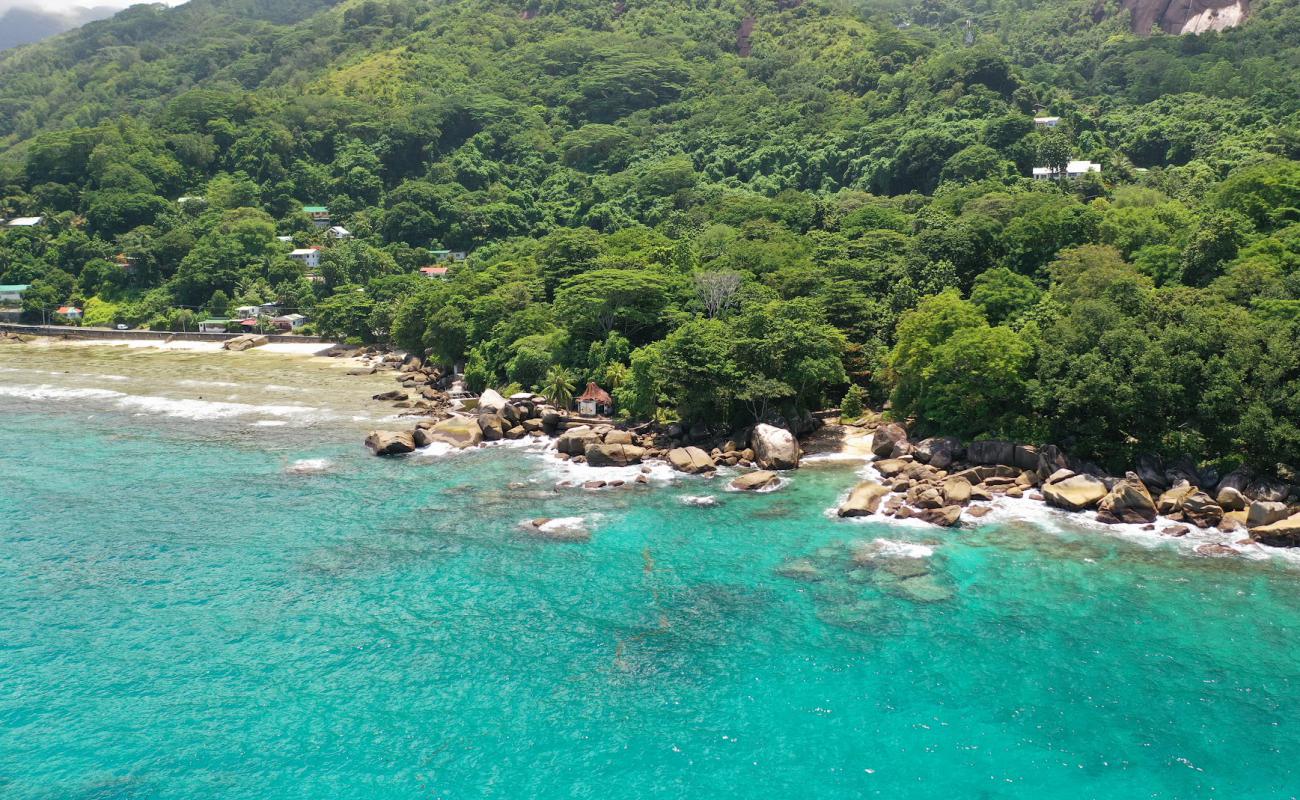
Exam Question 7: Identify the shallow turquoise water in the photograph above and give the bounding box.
[3,366,1300,798]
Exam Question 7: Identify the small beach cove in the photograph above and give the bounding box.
[4,343,1300,798]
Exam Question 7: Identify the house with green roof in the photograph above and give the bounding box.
[0,284,30,304]
[303,205,330,228]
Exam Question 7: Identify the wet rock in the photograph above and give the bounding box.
[838,481,890,517]
[894,574,955,603]
[667,446,716,474]
[1095,474,1157,524]
[222,333,267,351]
[751,423,800,470]
[916,505,962,527]
[1161,525,1190,537]
[1251,513,1300,546]
[1182,491,1224,529]
[967,505,992,519]
[603,429,635,445]
[1156,481,1197,515]
[1042,474,1107,511]
[583,480,607,490]
[874,458,911,478]
[477,413,505,441]
[419,417,484,449]
[526,517,590,542]
[942,476,972,505]
[881,557,930,579]
[556,426,600,456]
[731,470,781,491]
[504,425,527,440]
[372,390,407,401]
[909,485,945,510]
[775,558,822,582]
[364,430,416,456]
[1195,543,1239,557]
[584,442,646,467]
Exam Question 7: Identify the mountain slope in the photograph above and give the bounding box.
[1,0,1300,471]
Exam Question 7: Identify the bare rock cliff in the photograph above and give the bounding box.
[1103,0,1249,35]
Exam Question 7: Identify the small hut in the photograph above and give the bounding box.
[576,382,613,416]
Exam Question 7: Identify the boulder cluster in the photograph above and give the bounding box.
[363,363,806,492]
[839,420,1300,545]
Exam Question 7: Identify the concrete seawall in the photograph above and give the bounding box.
[0,323,333,345]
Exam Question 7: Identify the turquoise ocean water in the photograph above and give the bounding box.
[3,345,1300,799]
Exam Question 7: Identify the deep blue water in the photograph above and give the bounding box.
[3,359,1300,799]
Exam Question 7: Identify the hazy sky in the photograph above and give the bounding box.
[0,0,187,14]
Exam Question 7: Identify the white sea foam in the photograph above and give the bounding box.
[857,538,936,559]
[285,458,333,474]
[253,420,289,427]
[519,515,591,541]
[542,448,678,486]
[115,394,324,422]
[0,384,127,402]
[682,495,719,507]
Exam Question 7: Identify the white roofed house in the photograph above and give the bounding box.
[1033,116,1062,129]
[1032,160,1102,180]
[272,313,307,331]
[5,216,44,228]
[289,246,321,270]
[326,225,352,240]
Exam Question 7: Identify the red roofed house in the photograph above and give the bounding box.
[420,266,449,279]
[577,382,613,416]
[56,306,82,321]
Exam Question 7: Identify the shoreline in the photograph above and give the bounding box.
[11,334,342,357]
[6,337,1299,565]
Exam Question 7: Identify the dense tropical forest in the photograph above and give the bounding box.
[1,0,1299,473]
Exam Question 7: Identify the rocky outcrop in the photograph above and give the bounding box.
[942,476,972,505]
[1042,473,1108,511]
[417,417,483,449]
[668,446,716,474]
[1112,0,1249,35]
[364,430,416,455]
[222,333,267,351]
[1251,513,1300,546]
[838,480,890,517]
[556,426,600,456]
[967,440,1014,467]
[913,436,962,469]
[584,442,646,467]
[1156,481,1197,515]
[1182,491,1224,529]
[751,423,800,470]
[731,470,780,491]
[1247,501,1292,529]
[1096,474,1157,524]
[871,423,909,459]
[916,505,962,527]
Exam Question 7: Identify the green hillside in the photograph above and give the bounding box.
[2,0,1300,471]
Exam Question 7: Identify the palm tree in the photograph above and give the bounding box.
[542,365,577,410]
